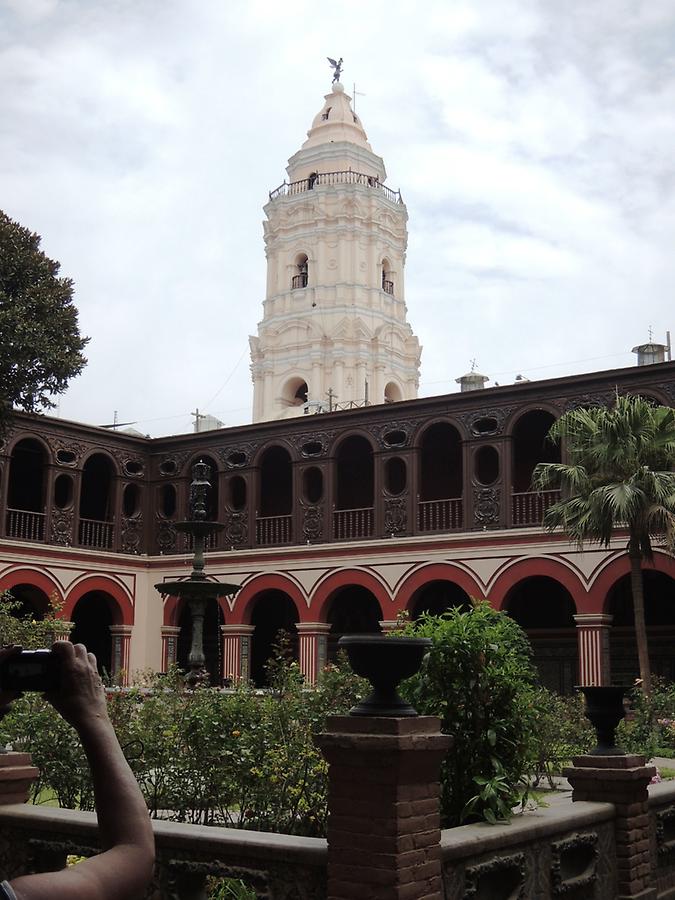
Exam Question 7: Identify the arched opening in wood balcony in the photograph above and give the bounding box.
[257,446,293,545]
[334,435,374,540]
[6,438,47,542]
[417,423,463,532]
[79,454,115,549]
[511,409,560,526]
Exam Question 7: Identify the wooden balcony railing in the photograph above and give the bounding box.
[417,498,463,533]
[0,804,327,899]
[511,490,561,526]
[78,517,114,549]
[269,170,402,204]
[5,509,45,542]
[333,507,374,540]
[256,515,292,545]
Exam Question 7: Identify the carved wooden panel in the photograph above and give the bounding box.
[473,487,500,527]
[384,496,407,535]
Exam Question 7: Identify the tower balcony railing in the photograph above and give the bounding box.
[382,280,394,295]
[269,171,402,204]
[5,509,45,542]
[333,507,374,540]
[256,514,292,546]
[78,517,114,550]
[511,489,561,527]
[291,273,308,289]
[417,498,463,533]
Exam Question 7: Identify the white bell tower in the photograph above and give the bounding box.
[249,79,421,422]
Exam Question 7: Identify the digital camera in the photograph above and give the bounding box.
[0,649,60,692]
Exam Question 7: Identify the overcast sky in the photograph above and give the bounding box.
[2,0,674,436]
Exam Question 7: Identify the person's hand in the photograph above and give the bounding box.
[45,642,109,731]
[0,645,23,712]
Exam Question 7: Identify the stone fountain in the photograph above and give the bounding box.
[155,460,239,687]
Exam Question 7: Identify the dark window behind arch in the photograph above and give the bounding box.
[336,436,374,509]
[8,438,46,512]
[260,446,292,516]
[80,454,114,521]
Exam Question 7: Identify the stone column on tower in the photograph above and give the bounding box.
[250,79,421,422]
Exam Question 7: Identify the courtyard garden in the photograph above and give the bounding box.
[3,596,675,838]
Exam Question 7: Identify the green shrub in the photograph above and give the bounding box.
[526,688,594,784]
[0,655,365,836]
[400,601,539,826]
[0,590,71,647]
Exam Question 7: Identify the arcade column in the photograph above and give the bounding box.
[296,623,331,685]
[574,614,612,686]
[161,625,181,671]
[221,624,255,683]
[109,624,132,685]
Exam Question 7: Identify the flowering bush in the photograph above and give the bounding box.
[0,590,71,647]
[0,654,366,836]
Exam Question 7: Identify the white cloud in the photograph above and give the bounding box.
[1,0,674,432]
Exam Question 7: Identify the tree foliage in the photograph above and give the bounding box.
[533,394,675,692]
[0,210,88,429]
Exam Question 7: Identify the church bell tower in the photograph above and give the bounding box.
[250,76,421,422]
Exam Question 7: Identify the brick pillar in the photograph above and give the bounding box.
[0,753,39,805]
[296,623,331,685]
[161,625,181,671]
[565,754,656,900]
[220,625,255,682]
[109,625,132,685]
[574,614,612,686]
[316,716,451,900]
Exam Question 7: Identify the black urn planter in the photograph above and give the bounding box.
[338,634,431,717]
[578,686,627,755]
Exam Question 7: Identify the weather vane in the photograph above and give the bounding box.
[327,57,343,83]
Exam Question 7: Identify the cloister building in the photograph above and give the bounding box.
[1,79,674,691]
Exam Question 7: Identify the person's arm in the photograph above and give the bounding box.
[10,642,155,900]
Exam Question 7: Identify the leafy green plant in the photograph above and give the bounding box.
[0,590,71,647]
[526,687,594,785]
[400,601,540,826]
[0,648,365,835]
[461,762,520,825]
[207,878,257,899]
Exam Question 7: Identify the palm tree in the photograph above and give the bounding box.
[532,394,675,692]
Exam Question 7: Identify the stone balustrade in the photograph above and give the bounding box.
[0,804,326,899]
[2,780,675,897]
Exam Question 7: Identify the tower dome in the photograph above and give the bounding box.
[249,79,421,422]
